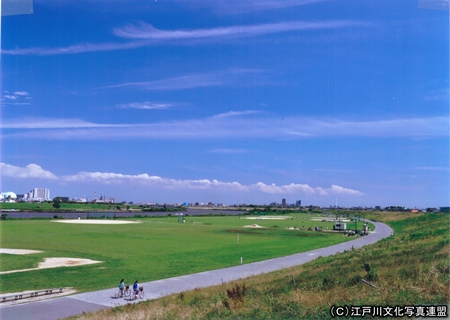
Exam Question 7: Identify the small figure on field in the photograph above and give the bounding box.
[133,280,139,298]
[119,279,125,297]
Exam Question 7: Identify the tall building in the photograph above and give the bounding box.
[28,188,50,201]
[282,198,286,207]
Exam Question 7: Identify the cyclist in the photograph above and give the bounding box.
[118,279,125,297]
[133,280,139,298]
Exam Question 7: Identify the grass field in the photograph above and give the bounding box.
[72,212,449,320]
[0,213,363,294]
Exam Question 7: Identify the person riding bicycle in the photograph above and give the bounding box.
[133,280,139,298]
[119,279,125,297]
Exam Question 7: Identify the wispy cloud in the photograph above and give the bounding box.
[2,19,366,56]
[1,118,125,129]
[231,0,329,12]
[211,111,261,119]
[116,102,173,110]
[209,149,251,154]
[2,115,447,140]
[1,162,363,197]
[284,116,449,138]
[423,88,450,101]
[113,20,365,40]
[102,69,263,90]
[1,40,145,56]
[174,0,329,14]
[413,167,449,171]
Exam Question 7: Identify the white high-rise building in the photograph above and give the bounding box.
[29,188,50,201]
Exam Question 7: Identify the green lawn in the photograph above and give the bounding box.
[0,213,362,293]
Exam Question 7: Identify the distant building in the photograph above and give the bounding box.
[27,188,50,201]
[334,221,347,231]
[55,197,70,203]
[282,198,286,207]
[0,192,17,202]
[94,196,115,204]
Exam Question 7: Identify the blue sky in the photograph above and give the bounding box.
[1,0,448,207]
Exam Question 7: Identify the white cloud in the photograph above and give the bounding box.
[0,163,57,180]
[116,102,173,110]
[1,163,363,197]
[113,20,361,40]
[252,182,363,196]
[329,184,364,196]
[253,182,318,194]
[62,171,248,191]
[2,91,32,105]
[13,91,29,96]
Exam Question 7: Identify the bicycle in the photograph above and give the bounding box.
[132,286,144,300]
[115,285,131,298]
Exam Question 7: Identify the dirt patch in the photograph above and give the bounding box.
[0,257,102,275]
[38,257,102,269]
[243,224,263,228]
[0,248,43,255]
[52,219,140,224]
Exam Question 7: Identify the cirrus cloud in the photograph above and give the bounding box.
[113,20,363,40]
[1,115,447,140]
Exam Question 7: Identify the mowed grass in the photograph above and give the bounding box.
[0,213,357,293]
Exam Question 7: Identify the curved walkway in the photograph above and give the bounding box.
[0,220,393,320]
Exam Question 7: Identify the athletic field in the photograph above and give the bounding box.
[0,213,363,294]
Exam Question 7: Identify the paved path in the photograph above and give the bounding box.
[0,220,393,320]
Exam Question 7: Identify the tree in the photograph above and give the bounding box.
[53,197,61,209]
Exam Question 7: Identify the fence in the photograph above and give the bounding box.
[1,288,63,303]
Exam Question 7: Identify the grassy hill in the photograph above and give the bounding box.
[71,211,449,319]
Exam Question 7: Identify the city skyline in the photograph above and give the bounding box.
[1,1,448,208]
